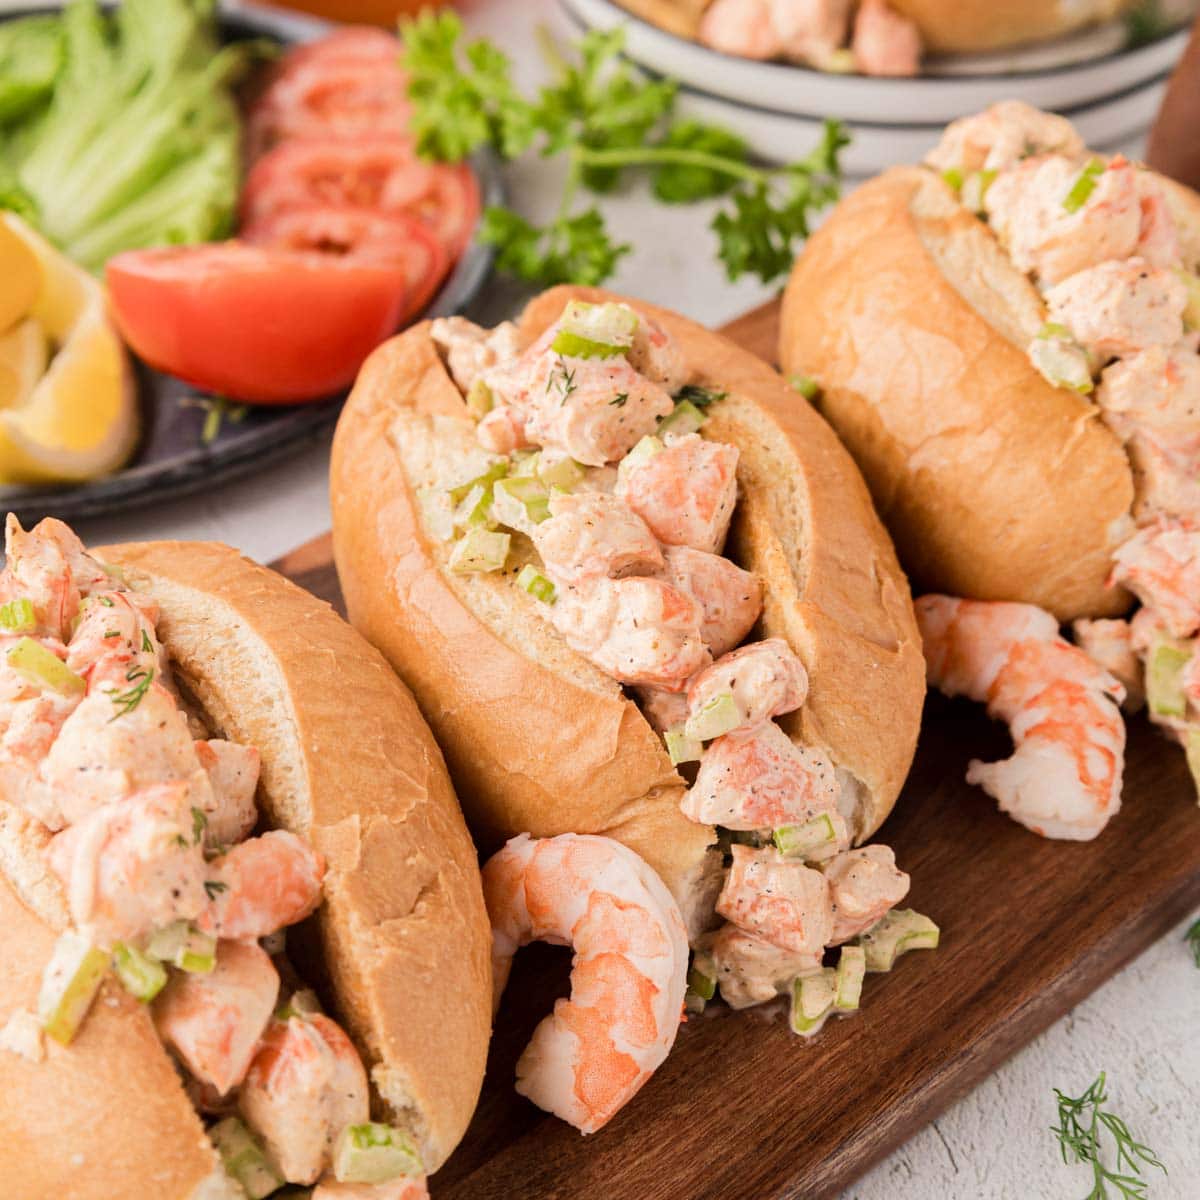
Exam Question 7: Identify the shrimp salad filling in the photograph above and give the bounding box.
[430,301,937,1063]
[916,101,1200,835]
[0,516,426,1200]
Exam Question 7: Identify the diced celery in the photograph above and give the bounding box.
[453,482,494,531]
[448,461,508,503]
[834,945,866,1011]
[664,725,702,765]
[111,942,167,1003]
[789,375,821,401]
[687,964,716,1001]
[555,300,638,352]
[448,528,510,574]
[789,968,836,1037]
[1177,269,1200,331]
[466,377,493,418]
[516,563,556,604]
[1029,328,1093,395]
[1186,728,1200,802]
[617,435,664,483]
[38,932,109,1045]
[1146,639,1192,719]
[774,814,838,860]
[7,637,85,695]
[684,692,741,742]
[333,1123,423,1185]
[146,921,215,973]
[493,477,550,533]
[0,597,35,633]
[658,399,706,438]
[537,454,586,492]
[940,167,964,192]
[856,909,940,972]
[961,168,996,213]
[1062,157,1104,214]
[211,1117,284,1200]
[551,330,628,359]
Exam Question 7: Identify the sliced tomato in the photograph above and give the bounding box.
[242,205,449,321]
[277,27,401,76]
[240,138,480,260]
[247,58,412,155]
[106,244,408,404]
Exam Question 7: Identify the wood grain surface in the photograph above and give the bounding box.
[273,299,1200,1200]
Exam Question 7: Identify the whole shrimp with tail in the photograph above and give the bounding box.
[482,833,689,1133]
[916,596,1126,840]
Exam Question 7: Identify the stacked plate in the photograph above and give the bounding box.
[559,0,1194,174]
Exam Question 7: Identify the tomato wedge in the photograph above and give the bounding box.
[240,138,480,260]
[242,205,449,321]
[106,244,408,404]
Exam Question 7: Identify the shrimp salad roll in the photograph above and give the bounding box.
[332,287,933,1072]
[784,102,1200,810]
[0,518,491,1200]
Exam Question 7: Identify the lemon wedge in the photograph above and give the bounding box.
[0,219,40,334]
[0,213,137,484]
[0,318,48,410]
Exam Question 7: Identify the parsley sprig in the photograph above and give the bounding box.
[401,13,847,287]
[1186,916,1200,968]
[1052,1072,1166,1199]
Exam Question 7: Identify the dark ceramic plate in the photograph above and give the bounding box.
[0,3,501,527]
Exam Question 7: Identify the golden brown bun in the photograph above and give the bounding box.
[889,0,1129,53]
[780,166,1141,622]
[0,542,492,1189]
[102,542,491,1172]
[331,286,925,936]
[613,0,711,39]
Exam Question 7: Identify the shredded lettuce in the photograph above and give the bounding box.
[0,0,264,273]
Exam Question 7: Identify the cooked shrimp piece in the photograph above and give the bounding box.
[533,492,663,584]
[483,833,689,1134]
[475,404,531,456]
[686,639,808,734]
[1110,518,1200,638]
[699,0,784,59]
[1097,344,1200,441]
[1125,430,1200,521]
[154,940,280,1096]
[198,830,325,940]
[634,684,690,734]
[985,156,1140,285]
[430,316,522,394]
[1135,173,1182,269]
[682,722,843,836]
[925,100,1085,175]
[615,433,739,555]
[1072,618,1145,710]
[551,574,710,691]
[313,1179,430,1200]
[194,739,261,848]
[822,845,909,943]
[917,595,1125,840]
[491,348,674,467]
[45,782,209,946]
[658,544,762,658]
[240,1014,370,1184]
[715,845,833,954]
[851,0,920,77]
[0,515,80,641]
[1046,258,1186,360]
[628,316,688,394]
[66,589,164,678]
[37,655,211,825]
[702,923,820,1010]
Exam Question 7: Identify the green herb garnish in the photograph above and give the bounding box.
[609,392,628,407]
[203,880,228,901]
[674,384,727,408]
[106,664,153,720]
[141,629,153,654]
[1052,1071,1166,1199]
[1185,917,1200,968]
[191,807,207,846]
[401,13,846,287]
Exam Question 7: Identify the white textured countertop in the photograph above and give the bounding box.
[17,0,1200,1194]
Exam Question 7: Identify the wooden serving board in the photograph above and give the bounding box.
[273,300,1200,1200]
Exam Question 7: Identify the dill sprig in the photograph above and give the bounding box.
[105,663,153,720]
[1052,1072,1166,1199]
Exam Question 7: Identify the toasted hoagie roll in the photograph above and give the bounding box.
[331,286,925,939]
[781,102,1200,623]
[886,0,1130,54]
[0,527,490,1198]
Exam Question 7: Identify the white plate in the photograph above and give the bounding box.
[559,0,1189,126]
[669,73,1167,175]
